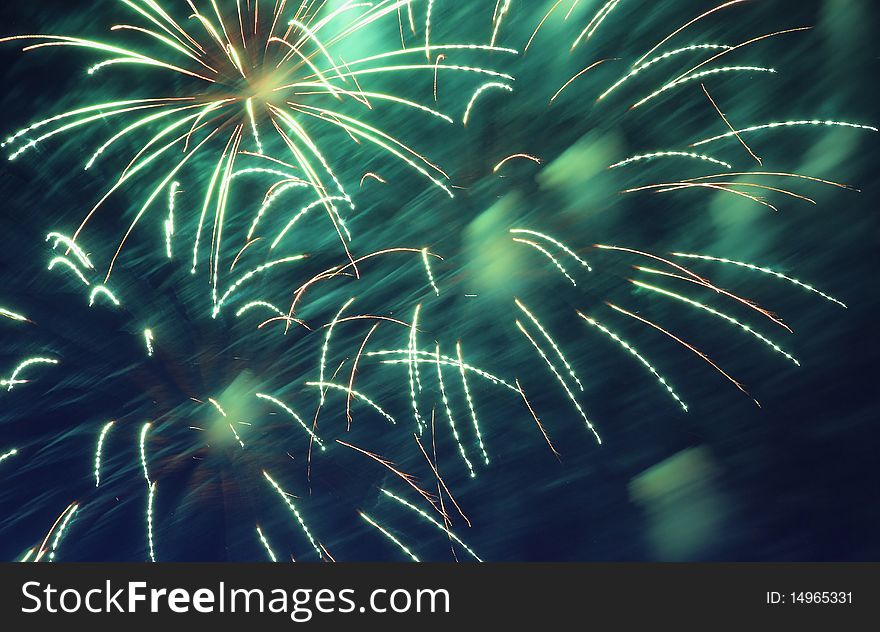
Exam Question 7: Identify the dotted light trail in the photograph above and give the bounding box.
[319,297,355,406]
[48,503,78,562]
[435,343,476,478]
[671,253,847,308]
[510,229,592,272]
[577,313,688,412]
[256,393,325,449]
[256,526,277,562]
[515,299,584,391]
[512,238,578,287]
[94,421,114,487]
[139,422,151,485]
[516,321,601,444]
[457,342,489,465]
[632,277,800,366]
[380,488,483,561]
[421,248,440,296]
[0,448,18,464]
[609,151,731,170]
[691,120,879,147]
[147,481,156,562]
[359,511,420,562]
[3,357,58,391]
[305,382,396,425]
[263,471,322,560]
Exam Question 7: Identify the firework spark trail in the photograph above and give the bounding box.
[421,248,441,296]
[165,181,179,258]
[510,229,592,272]
[319,297,355,407]
[48,256,89,286]
[671,253,847,308]
[553,58,617,104]
[408,305,424,434]
[88,285,121,308]
[701,84,761,165]
[34,502,76,562]
[571,0,620,49]
[515,320,602,445]
[139,422,151,486]
[577,313,688,412]
[147,481,157,562]
[607,302,758,405]
[144,329,155,356]
[691,121,879,147]
[348,323,380,430]
[270,196,352,249]
[256,393,325,448]
[256,526,277,562]
[599,43,733,101]
[435,343,476,478]
[609,151,732,170]
[633,0,750,67]
[212,255,308,318]
[337,439,443,517]
[3,357,58,391]
[631,66,777,110]
[493,153,542,172]
[263,470,322,560]
[369,349,519,392]
[94,421,114,487]
[19,549,34,563]
[359,511,420,561]
[456,342,489,465]
[247,181,309,240]
[632,277,800,365]
[305,382,396,425]
[595,244,790,331]
[515,379,560,458]
[413,429,471,527]
[380,488,482,561]
[512,238,578,287]
[524,0,565,53]
[490,0,512,47]
[46,232,93,269]
[48,503,78,562]
[515,299,583,391]
[0,307,29,322]
[0,448,18,464]
[462,82,513,125]
[515,321,601,444]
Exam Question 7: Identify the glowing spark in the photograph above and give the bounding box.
[632,278,799,366]
[463,82,513,125]
[147,481,156,562]
[632,66,777,110]
[510,229,592,271]
[671,253,846,308]
[490,0,512,47]
[691,120,879,147]
[572,0,620,49]
[320,297,355,406]
[515,299,583,391]
[516,379,560,458]
[512,238,578,287]
[144,329,154,356]
[48,256,89,286]
[263,471,322,560]
[493,153,542,172]
[212,256,307,318]
[165,181,179,258]
[305,382,396,425]
[256,393,325,449]
[516,321,601,444]
[45,232,93,269]
[139,422,151,485]
[421,248,440,296]
[0,307,28,322]
[551,59,614,102]
[88,285,120,308]
[359,512,419,562]
[599,43,733,101]
[94,421,114,487]
[435,343,476,478]
[48,504,78,562]
[456,342,489,465]
[380,489,483,561]
[0,448,18,464]
[4,357,58,391]
[609,151,731,170]
[577,313,688,412]
[256,526,277,562]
